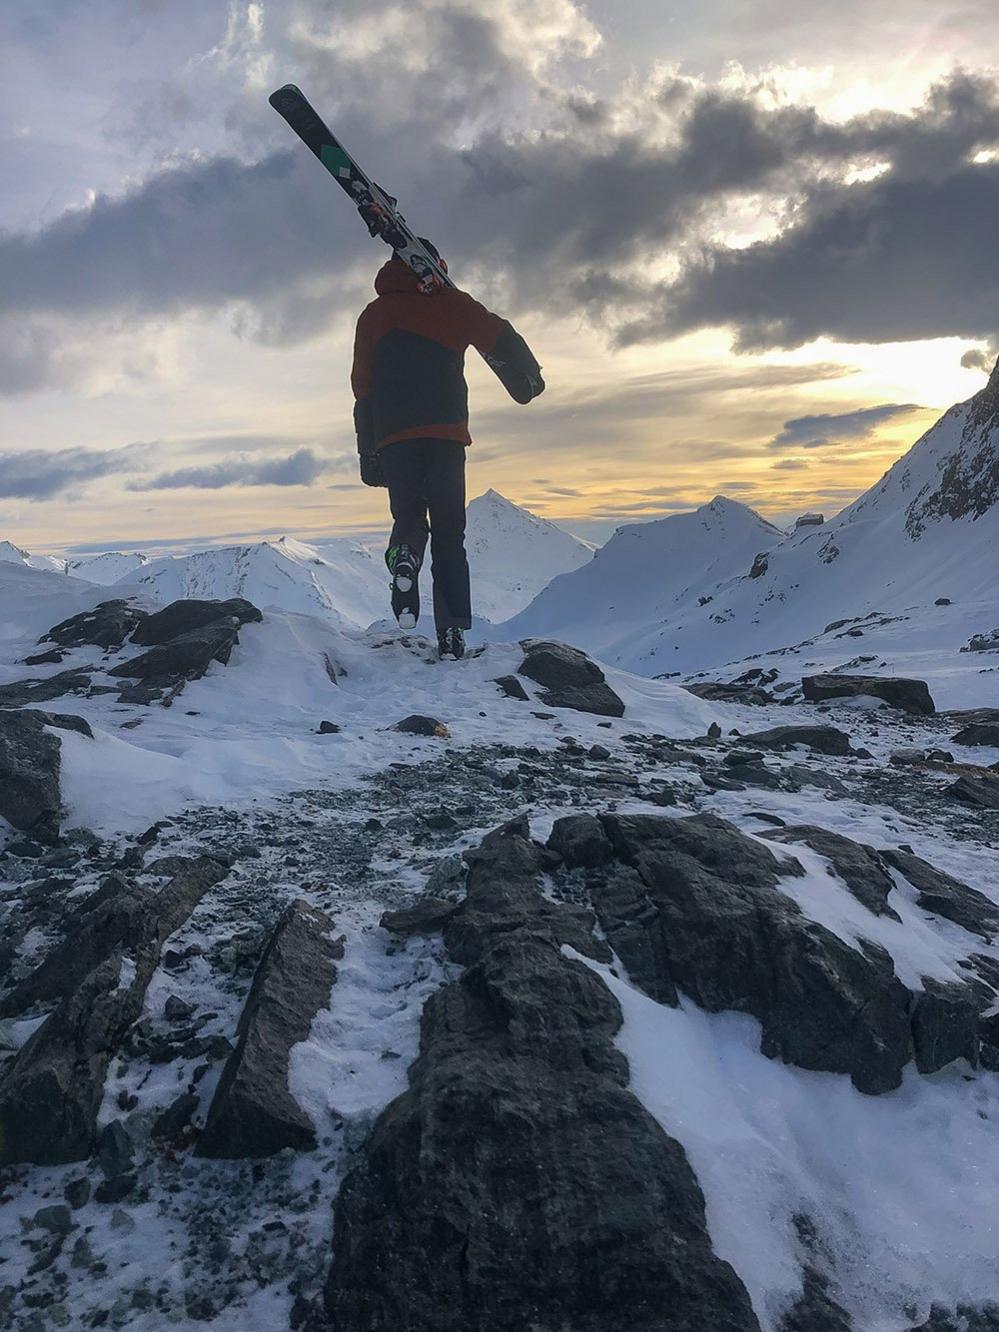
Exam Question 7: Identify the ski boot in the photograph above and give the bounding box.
[437,627,465,661]
[386,543,421,629]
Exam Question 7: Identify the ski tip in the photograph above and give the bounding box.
[268,84,304,109]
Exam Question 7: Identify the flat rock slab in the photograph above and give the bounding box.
[197,900,343,1158]
[538,681,626,717]
[493,674,529,700]
[952,723,999,746]
[0,670,93,708]
[0,855,227,1164]
[881,848,999,938]
[803,673,935,715]
[130,597,261,647]
[109,619,243,681]
[570,812,913,1093]
[741,724,853,756]
[42,601,147,651]
[949,774,999,810]
[324,820,760,1332]
[0,708,92,842]
[685,681,774,705]
[392,715,449,737]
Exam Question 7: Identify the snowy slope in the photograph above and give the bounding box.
[501,496,784,657]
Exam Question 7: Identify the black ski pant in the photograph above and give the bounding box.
[379,437,471,632]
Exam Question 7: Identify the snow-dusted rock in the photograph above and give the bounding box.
[802,673,936,716]
[0,708,92,842]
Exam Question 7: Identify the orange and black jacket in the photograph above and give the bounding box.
[351,257,542,457]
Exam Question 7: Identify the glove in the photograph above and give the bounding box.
[359,448,386,488]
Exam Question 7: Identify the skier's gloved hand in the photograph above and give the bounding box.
[359,450,387,488]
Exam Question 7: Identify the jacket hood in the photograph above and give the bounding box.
[375,256,424,296]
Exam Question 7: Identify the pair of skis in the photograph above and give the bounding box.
[268,84,539,402]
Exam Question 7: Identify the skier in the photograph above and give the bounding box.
[351,239,543,660]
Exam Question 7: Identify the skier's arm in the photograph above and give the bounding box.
[460,296,545,404]
[351,313,383,486]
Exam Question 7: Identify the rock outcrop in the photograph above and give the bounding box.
[323,818,759,1331]
[802,673,935,716]
[198,901,342,1158]
[0,856,228,1164]
[555,812,913,1093]
[765,825,901,919]
[740,724,853,756]
[41,600,147,651]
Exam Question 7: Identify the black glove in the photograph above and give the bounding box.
[354,398,387,487]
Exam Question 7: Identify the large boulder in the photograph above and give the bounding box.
[740,724,853,756]
[0,708,92,842]
[109,620,242,682]
[948,774,999,810]
[42,600,147,651]
[323,820,760,1332]
[130,597,260,647]
[517,641,625,718]
[569,812,913,1093]
[802,673,935,716]
[198,901,342,1158]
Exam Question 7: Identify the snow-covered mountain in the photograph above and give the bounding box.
[507,359,999,678]
[501,495,784,659]
[0,538,65,574]
[65,551,149,584]
[462,488,593,622]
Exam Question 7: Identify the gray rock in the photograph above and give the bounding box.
[43,600,147,650]
[392,714,449,738]
[765,825,901,918]
[539,681,626,718]
[197,901,343,1158]
[130,597,260,646]
[318,720,341,734]
[881,848,999,938]
[109,618,244,682]
[517,639,605,689]
[911,979,980,1074]
[589,813,913,1093]
[151,1092,199,1139]
[948,774,999,809]
[380,898,457,936]
[0,857,227,1164]
[0,708,92,841]
[63,1177,91,1209]
[784,765,850,796]
[952,723,999,746]
[685,681,775,705]
[779,1268,852,1331]
[0,669,92,708]
[97,1120,134,1178]
[94,1172,136,1203]
[741,725,853,756]
[802,673,935,716]
[324,819,760,1332]
[493,674,529,700]
[164,994,195,1023]
[33,1204,74,1235]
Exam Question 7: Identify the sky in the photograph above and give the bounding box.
[0,0,997,553]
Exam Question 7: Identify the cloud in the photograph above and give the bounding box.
[128,447,332,490]
[0,443,150,499]
[767,403,921,451]
[771,458,809,471]
[961,345,997,371]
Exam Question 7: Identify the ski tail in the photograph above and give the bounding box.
[268,84,342,169]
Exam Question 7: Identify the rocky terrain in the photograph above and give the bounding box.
[1,563,999,1329]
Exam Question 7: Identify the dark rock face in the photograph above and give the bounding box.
[517,640,626,718]
[952,723,999,746]
[908,1306,999,1331]
[547,812,616,868]
[0,856,227,1164]
[765,826,901,919]
[324,820,760,1332]
[948,774,999,809]
[0,708,92,841]
[0,669,93,708]
[577,813,913,1093]
[779,1269,852,1331]
[130,597,261,646]
[493,674,529,700]
[880,848,999,938]
[392,714,449,738]
[197,901,342,1158]
[380,898,457,936]
[42,600,147,651]
[109,619,244,681]
[910,979,980,1074]
[802,673,935,716]
[740,725,853,756]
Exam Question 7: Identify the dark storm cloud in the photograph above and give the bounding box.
[961,346,997,371]
[128,447,333,490]
[0,443,149,499]
[768,403,921,451]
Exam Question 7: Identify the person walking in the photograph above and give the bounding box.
[351,239,543,660]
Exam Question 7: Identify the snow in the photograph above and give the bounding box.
[576,948,999,1330]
